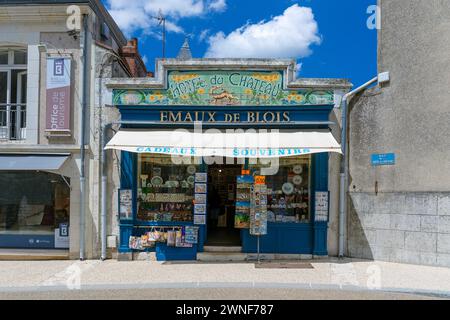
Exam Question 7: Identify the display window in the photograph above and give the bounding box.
[248,156,311,223]
[0,171,70,243]
[136,155,199,223]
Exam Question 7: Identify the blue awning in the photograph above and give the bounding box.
[0,154,69,171]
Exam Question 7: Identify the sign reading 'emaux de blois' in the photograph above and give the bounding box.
[113,70,334,107]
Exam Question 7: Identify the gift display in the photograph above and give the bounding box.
[235,175,254,228]
[184,226,199,244]
[128,226,199,250]
[193,175,208,225]
[248,158,311,223]
[137,155,199,223]
[250,183,268,235]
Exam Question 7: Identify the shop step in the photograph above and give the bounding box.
[197,252,247,262]
[203,246,242,253]
[0,249,69,261]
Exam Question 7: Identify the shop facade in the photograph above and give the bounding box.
[106,59,351,261]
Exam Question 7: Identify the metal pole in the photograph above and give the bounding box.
[257,235,260,264]
[338,76,378,258]
[101,123,112,261]
[162,18,166,60]
[79,14,89,261]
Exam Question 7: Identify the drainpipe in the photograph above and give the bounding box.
[101,123,113,260]
[338,76,379,258]
[98,53,122,261]
[79,14,89,261]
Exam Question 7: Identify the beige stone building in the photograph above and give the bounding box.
[0,0,147,259]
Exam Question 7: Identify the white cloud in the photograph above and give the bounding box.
[198,29,210,42]
[107,0,227,36]
[205,4,321,59]
[295,62,302,77]
[208,0,227,12]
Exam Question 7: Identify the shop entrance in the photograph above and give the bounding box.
[206,164,242,246]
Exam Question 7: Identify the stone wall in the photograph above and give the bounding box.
[348,192,450,267]
[347,0,450,266]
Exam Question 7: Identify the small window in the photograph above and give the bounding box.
[0,50,8,65]
[14,50,27,65]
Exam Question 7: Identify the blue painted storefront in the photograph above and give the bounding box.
[116,104,332,260]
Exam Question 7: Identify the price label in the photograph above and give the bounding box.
[254,176,266,185]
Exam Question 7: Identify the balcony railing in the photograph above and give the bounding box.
[0,104,26,141]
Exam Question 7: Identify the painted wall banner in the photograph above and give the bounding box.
[46,58,71,133]
[113,70,334,106]
[371,153,396,166]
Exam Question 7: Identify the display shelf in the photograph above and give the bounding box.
[133,221,195,227]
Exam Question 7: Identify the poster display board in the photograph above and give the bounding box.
[194,173,207,225]
[315,191,329,222]
[250,181,268,236]
[119,189,133,220]
[235,175,254,228]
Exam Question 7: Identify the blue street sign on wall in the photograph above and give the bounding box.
[371,153,396,166]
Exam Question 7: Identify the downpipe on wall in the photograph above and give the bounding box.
[101,123,113,261]
[338,76,379,258]
[79,14,89,261]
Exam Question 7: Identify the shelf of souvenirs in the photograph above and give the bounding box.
[138,193,194,203]
[137,210,193,223]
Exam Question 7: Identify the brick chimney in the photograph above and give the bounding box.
[120,38,149,77]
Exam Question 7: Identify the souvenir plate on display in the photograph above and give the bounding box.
[181,180,189,188]
[194,204,206,214]
[151,176,163,186]
[195,193,207,204]
[195,183,207,194]
[293,175,303,185]
[187,176,195,185]
[282,183,294,195]
[195,172,207,183]
[293,165,303,174]
[194,215,206,225]
[187,165,196,175]
[166,180,179,188]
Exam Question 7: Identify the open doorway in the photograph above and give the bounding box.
[206,164,242,246]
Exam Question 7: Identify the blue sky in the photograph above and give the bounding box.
[104,0,377,87]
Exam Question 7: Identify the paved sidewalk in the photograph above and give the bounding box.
[0,258,449,298]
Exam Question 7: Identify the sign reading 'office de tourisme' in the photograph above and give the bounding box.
[46,58,71,133]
